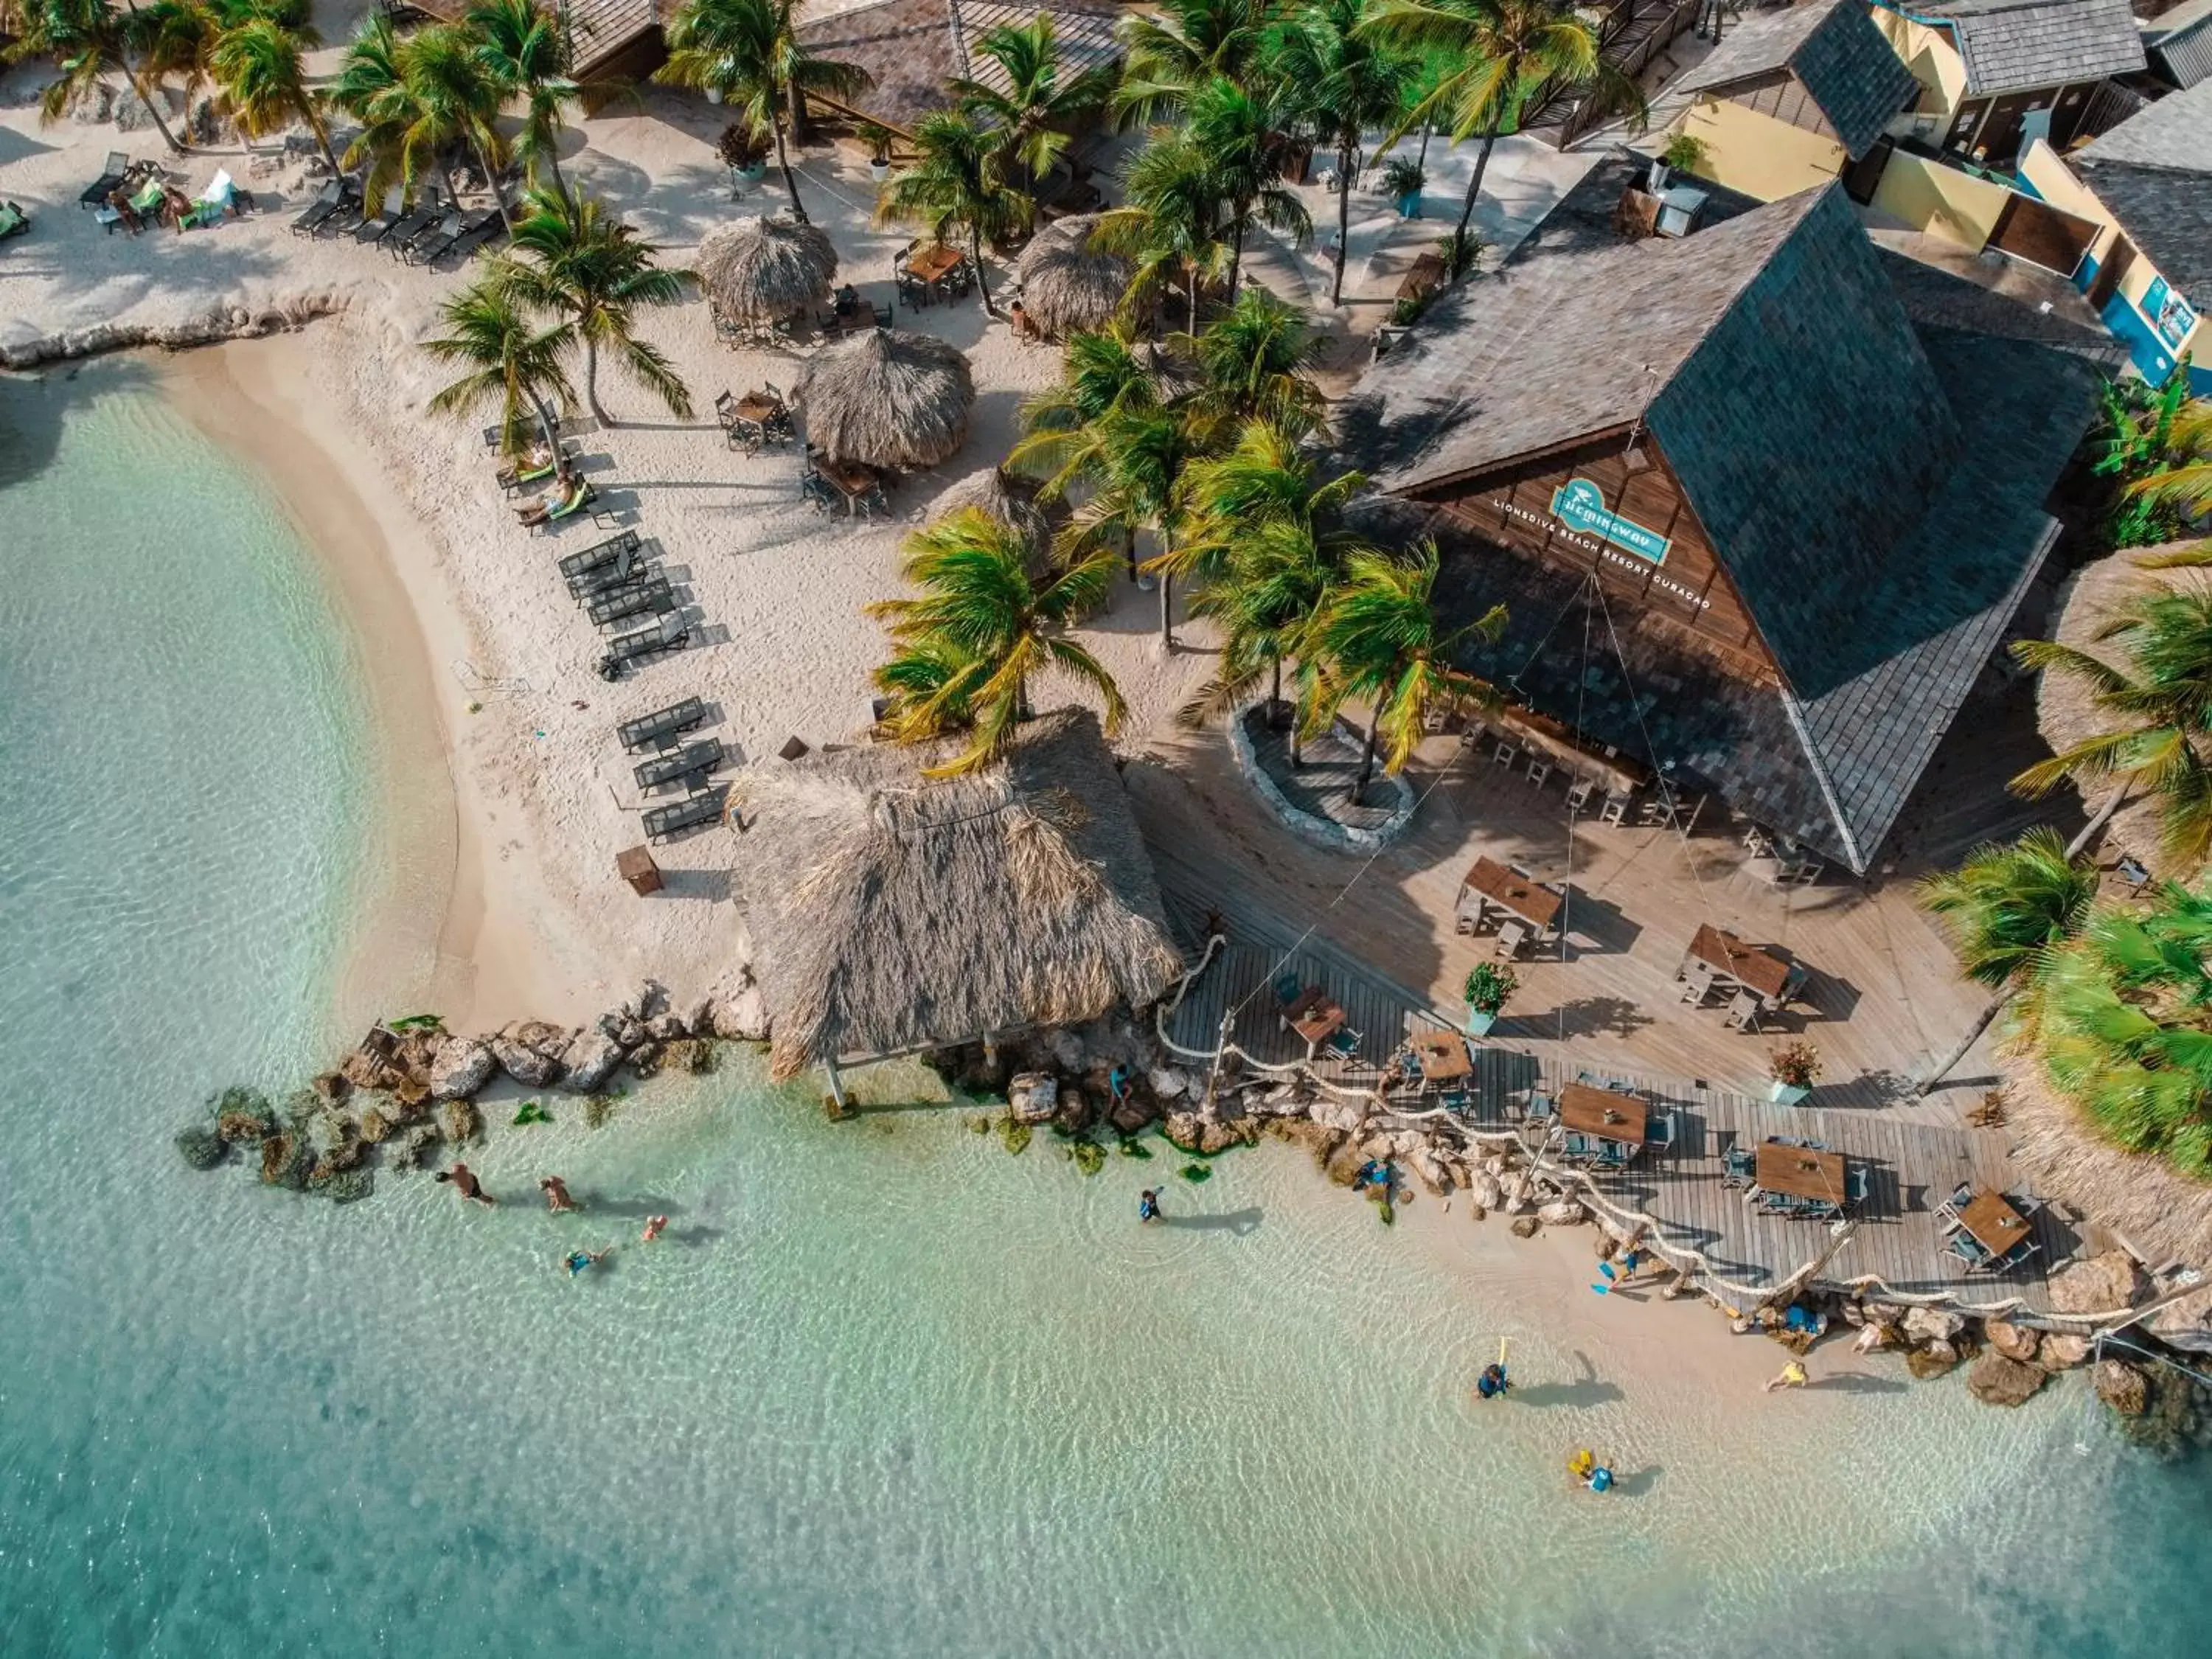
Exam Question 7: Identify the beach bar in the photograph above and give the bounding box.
[729,709,1184,1101]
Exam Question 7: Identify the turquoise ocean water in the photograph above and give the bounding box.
[1,364,2208,1656]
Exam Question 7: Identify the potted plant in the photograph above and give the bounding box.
[1380,155,1425,219]
[1768,1041,1821,1105]
[1658,131,1710,184]
[717,122,769,186]
[1462,963,1518,1037]
[860,122,894,183]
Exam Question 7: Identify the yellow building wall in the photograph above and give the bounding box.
[1676,97,1848,202]
[1867,7,1965,116]
[1869,147,2011,250]
[2015,139,2124,267]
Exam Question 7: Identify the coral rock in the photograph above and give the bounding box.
[647,1013,688,1042]
[357,1107,394,1145]
[1009,1072,1059,1124]
[629,1042,665,1078]
[2048,1252,2144,1318]
[1983,1319,2040,1365]
[175,1127,227,1170]
[1149,1067,1188,1101]
[1902,1306,1965,1346]
[428,1036,496,1101]
[1537,1199,1587,1226]
[491,1036,564,1088]
[560,1032,627,1093]
[440,1099,481,1147]
[1509,1215,1542,1239]
[1966,1352,2047,1408]
[1905,1343,1959,1380]
[1110,1099,1158,1135]
[2095,1359,2150,1416]
[1161,1111,1210,1155]
[2040,1333,2093,1369]
[709,985,771,1042]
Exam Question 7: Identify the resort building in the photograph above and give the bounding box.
[1666,0,1918,203]
[2014,76,2212,389]
[1869,0,2149,168]
[2140,0,2212,91]
[794,0,1123,136]
[1341,181,2101,876]
[730,710,1183,1096]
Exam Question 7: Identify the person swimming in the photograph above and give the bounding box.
[434,1163,496,1208]
[1138,1189,1161,1223]
[1109,1064,1132,1103]
[540,1175,579,1214]
[566,1248,607,1276]
[1475,1363,1511,1400]
[642,1214,668,1244]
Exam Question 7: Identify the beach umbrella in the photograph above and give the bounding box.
[940,465,1062,565]
[1013,215,1133,341]
[695,214,839,326]
[796,328,975,470]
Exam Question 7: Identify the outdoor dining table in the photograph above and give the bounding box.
[1457,855,1562,937]
[835,298,880,333]
[815,456,883,515]
[1958,1189,2033,1263]
[905,242,967,299]
[1281,986,1346,1057]
[1754,1140,1848,1214]
[1408,1029,1472,1085]
[1683,923,1799,1008]
[1557,1084,1646,1147]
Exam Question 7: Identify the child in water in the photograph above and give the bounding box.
[1138,1189,1161,1223]
[566,1248,608,1276]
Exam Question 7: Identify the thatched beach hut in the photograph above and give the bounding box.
[1014,215,1133,340]
[2035,544,2209,877]
[795,327,975,469]
[940,465,1062,564]
[695,215,839,326]
[729,709,1185,1093]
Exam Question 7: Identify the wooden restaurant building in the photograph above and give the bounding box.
[1341,181,2103,875]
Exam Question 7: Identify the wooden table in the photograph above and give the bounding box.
[905,243,965,288]
[731,392,781,427]
[816,456,881,514]
[836,298,880,333]
[1558,1084,1646,1146]
[1395,249,1445,303]
[1754,1141,1847,1206]
[1281,986,1346,1054]
[1458,855,1562,936]
[1958,1189,2031,1260]
[1496,706,1649,796]
[1683,923,1795,1005]
[1409,1029,1472,1083]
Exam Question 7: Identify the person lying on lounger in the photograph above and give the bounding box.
[515,466,587,526]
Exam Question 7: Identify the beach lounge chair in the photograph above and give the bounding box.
[445,209,505,262]
[633,737,725,793]
[80,151,131,206]
[643,787,728,843]
[497,449,563,495]
[588,579,675,630]
[288,178,351,236]
[597,614,690,681]
[0,201,27,243]
[383,200,445,258]
[521,477,598,533]
[179,170,242,230]
[571,551,653,601]
[618,697,709,752]
[351,200,404,246]
[401,212,465,265]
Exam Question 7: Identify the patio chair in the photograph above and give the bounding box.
[1599,792,1632,825]
[1723,1145,1755,1187]
[1948,1231,1992,1272]
[1721,990,1761,1031]
[1646,1110,1678,1151]
[1679,964,1716,1005]
[1495,920,1528,960]
[1523,1091,1553,1125]
[1525,758,1552,788]
[1272,968,1303,1007]
[1492,740,1517,768]
[1326,1026,1362,1060]
[1565,778,1595,813]
[1844,1164,1869,1209]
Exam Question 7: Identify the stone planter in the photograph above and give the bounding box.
[1769,1080,1812,1106]
[1464,1008,1499,1037]
[869,159,891,182]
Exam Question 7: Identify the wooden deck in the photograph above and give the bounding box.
[1150,848,2076,1315]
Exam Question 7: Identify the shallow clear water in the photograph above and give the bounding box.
[1,366,2207,1657]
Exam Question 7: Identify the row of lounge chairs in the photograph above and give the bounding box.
[643,787,728,842]
[551,530,691,681]
[291,178,504,265]
[616,699,728,842]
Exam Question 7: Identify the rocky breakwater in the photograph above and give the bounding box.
[173,975,774,1203]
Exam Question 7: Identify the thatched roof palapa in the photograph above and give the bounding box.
[731,709,1186,1079]
[940,465,1063,564]
[1014,215,1133,340]
[796,327,975,469]
[2034,543,2211,878]
[695,215,839,324]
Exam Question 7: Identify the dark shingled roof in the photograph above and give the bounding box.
[2058,157,2212,299]
[1340,182,2101,870]
[1674,0,1917,158]
[2078,74,2212,170]
[1905,0,2146,97]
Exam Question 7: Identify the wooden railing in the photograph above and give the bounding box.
[1524,0,1703,150]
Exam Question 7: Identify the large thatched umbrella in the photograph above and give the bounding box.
[728,709,1185,1088]
[796,328,975,469]
[695,215,838,325]
[941,465,1062,564]
[2035,545,2208,877]
[1014,215,1133,340]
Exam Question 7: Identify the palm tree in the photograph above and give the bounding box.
[1063,405,1206,649]
[467,0,582,196]
[333,17,512,223]
[869,507,1127,773]
[1307,539,1503,803]
[422,278,579,456]
[2031,885,2212,1174]
[2011,585,2212,869]
[405,22,515,229]
[1093,126,1229,327]
[1271,0,1411,305]
[8,0,187,153]
[877,108,1032,319]
[950,13,1115,187]
[1008,324,1160,498]
[1184,74,1310,298]
[1181,283,1324,437]
[2127,397,2212,521]
[206,10,336,174]
[1913,827,2098,1094]
[496,184,694,425]
[655,0,874,226]
[1183,516,1346,748]
[1115,0,1284,125]
[1365,0,1641,280]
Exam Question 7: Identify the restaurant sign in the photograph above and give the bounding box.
[1548,478,1671,566]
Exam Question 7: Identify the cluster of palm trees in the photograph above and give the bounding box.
[1919,547,2212,1174]
[874,293,1502,788]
